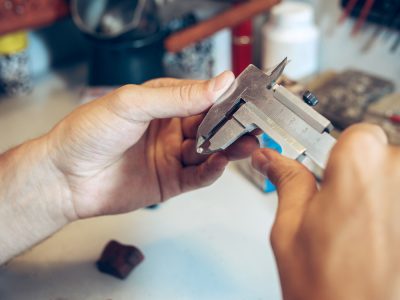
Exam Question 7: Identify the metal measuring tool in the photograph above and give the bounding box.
[196,58,336,179]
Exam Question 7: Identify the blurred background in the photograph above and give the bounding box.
[0,2,400,299]
[0,0,399,151]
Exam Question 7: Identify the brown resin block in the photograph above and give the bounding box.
[96,240,144,279]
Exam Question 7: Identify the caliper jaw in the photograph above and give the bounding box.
[196,58,289,153]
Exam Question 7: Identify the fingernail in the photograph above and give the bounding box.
[209,71,234,100]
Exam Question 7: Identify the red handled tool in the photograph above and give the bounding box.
[352,0,375,35]
[339,0,359,23]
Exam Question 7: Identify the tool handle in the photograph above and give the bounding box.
[352,0,375,35]
[339,0,359,23]
[164,0,280,53]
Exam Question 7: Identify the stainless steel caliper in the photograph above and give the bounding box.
[196,58,336,179]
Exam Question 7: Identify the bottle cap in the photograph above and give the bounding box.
[271,2,314,28]
[0,31,28,55]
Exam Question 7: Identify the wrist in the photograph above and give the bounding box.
[0,136,72,263]
[42,134,77,222]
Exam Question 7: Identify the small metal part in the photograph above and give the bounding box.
[196,58,336,179]
[302,90,319,106]
[275,86,330,133]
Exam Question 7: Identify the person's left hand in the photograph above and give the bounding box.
[45,73,258,220]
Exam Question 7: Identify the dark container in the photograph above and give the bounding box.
[87,31,165,86]
[71,0,164,85]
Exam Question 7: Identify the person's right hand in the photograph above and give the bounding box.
[252,124,400,300]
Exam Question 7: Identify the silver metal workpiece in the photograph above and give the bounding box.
[196,58,336,179]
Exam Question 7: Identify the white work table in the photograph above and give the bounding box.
[0,68,281,300]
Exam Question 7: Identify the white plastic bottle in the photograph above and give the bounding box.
[262,2,320,80]
[211,28,232,77]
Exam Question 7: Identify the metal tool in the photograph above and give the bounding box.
[339,0,359,24]
[352,0,375,35]
[196,58,336,179]
[362,2,400,52]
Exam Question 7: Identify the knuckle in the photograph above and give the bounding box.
[177,84,187,99]
[174,82,213,116]
[112,84,139,108]
[175,85,193,115]
[116,84,138,98]
[142,78,161,87]
[105,87,130,113]
[107,85,150,122]
[271,164,307,188]
[202,82,214,104]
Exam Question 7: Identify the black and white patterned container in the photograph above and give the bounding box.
[164,37,214,80]
[0,50,32,96]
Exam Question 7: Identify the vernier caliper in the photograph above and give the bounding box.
[196,58,336,179]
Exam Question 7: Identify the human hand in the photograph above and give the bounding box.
[252,124,400,300]
[46,73,258,220]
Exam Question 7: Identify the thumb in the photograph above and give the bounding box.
[252,148,317,238]
[112,71,235,122]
